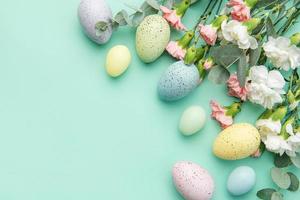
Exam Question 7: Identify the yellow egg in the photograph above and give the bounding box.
[105,45,131,77]
[213,123,260,160]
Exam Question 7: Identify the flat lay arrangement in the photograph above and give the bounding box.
[77,0,300,199]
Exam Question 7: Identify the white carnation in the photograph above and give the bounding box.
[263,37,300,71]
[256,119,282,138]
[263,135,292,156]
[286,124,300,157]
[221,20,258,50]
[246,65,285,109]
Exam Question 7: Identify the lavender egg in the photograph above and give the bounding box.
[78,0,113,44]
[157,61,200,101]
[172,161,215,200]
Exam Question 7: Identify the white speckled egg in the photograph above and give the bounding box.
[106,45,131,77]
[213,123,261,160]
[227,166,256,196]
[179,106,206,136]
[172,161,214,200]
[136,15,170,63]
[158,61,200,101]
[78,0,112,44]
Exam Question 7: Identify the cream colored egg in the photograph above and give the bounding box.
[179,106,206,136]
[213,123,260,160]
[106,45,131,77]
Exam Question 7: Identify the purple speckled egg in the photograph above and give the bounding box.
[78,0,113,44]
[172,161,215,200]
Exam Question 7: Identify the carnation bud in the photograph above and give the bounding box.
[243,18,261,32]
[287,90,296,104]
[195,46,205,61]
[281,116,295,139]
[212,15,228,29]
[196,60,206,81]
[174,0,191,17]
[184,45,197,65]
[203,57,214,70]
[290,33,300,46]
[178,30,195,48]
[245,0,258,8]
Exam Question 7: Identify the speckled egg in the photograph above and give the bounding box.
[227,166,256,196]
[136,15,170,63]
[106,45,131,77]
[172,161,214,200]
[78,0,113,44]
[179,106,206,136]
[213,123,261,160]
[158,61,200,101]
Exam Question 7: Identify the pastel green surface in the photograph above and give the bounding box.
[0,0,299,199]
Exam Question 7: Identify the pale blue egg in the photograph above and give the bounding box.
[157,61,200,101]
[227,166,256,196]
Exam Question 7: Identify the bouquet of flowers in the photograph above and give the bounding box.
[79,0,300,199]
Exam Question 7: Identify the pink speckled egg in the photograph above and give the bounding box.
[172,161,214,200]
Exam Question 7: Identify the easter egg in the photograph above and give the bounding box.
[78,0,113,44]
[179,106,206,136]
[227,166,256,196]
[213,123,261,160]
[136,15,170,63]
[172,161,214,200]
[106,45,131,77]
[158,61,200,101]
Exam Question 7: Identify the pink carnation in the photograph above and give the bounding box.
[210,100,233,129]
[228,0,251,22]
[166,41,186,60]
[227,74,247,101]
[199,24,218,46]
[160,6,187,31]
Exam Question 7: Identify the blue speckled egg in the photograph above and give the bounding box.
[78,0,113,44]
[157,61,200,101]
[227,166,256,196]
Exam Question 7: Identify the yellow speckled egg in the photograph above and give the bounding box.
[105,45,131,77]
[213,123,261,160]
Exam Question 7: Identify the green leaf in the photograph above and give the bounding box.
[249,46,262,67]
[266,17,277,38]
[271,167,291,189]
[274,153,292,168]
[255,0,284,9]
[145,0,160,10]
[271,192,283,200]
[210,44,243,68]
[291,153,300,168]
[287,172,300,191]
[237,52,248,87]
[257,188,276,200]
[131,11,145,27]
[114,10,131,26]
[208,65,230,84]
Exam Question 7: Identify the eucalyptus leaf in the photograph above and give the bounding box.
[257,188,276,200]
[249,46,262,67]
[271,167,291,189]
[163,0,175,8]
[274,153,292,168]
[114,10,131,26]
[255,0,284,9]
[191,0,201,4]
[266,17,277,38]
[291,153,300,168]
[287,172,299,191]
[208,65,230,84]
[271,192,283,200]
[237,52,248,87]
[210,44,243,68]
[145,0,160,10]
[131,11,145,27]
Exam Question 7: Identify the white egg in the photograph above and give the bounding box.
[179,106,206,136]
[105,45,131,77]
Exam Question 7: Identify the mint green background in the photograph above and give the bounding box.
[0,0,299,199]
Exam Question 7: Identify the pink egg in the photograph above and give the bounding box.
[172,161,215,200]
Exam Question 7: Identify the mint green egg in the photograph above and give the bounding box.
[136,15,170,63]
